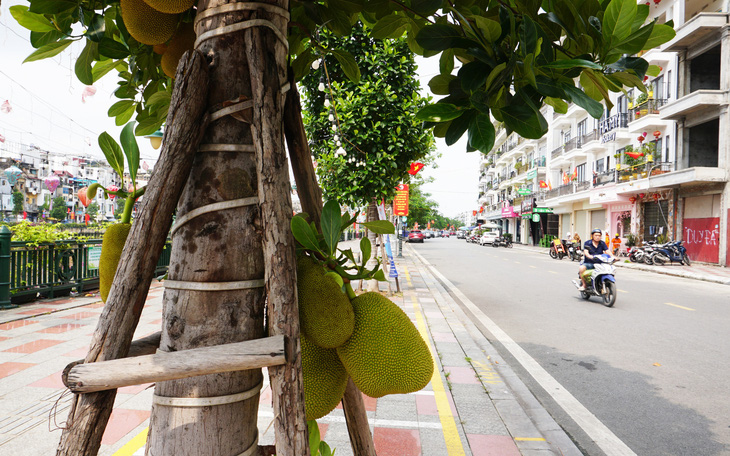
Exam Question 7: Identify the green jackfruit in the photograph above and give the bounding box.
[161,22,196,78]
[120,0,178,45]
[301,333,348,420]
[142,0,196,14]
[297,256,354,348]
[336,292,433,398]
[100,223,132,302]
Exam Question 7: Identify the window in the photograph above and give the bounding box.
[653,75,665,100]
[666,70,672,99]
[606,155,611,170]
[665,135,670,163]
[654,138,662,161]
[576,163,586,182]
[595,158,605,173]
[617,94,627,113]
[577,119,587,138]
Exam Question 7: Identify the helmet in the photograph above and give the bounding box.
[615,233,619,237]
[591,228,602,234]
[565,232,571,237]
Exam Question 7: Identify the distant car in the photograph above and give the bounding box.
[479,230,500,245]
[423,231,433,239]
[408,230,425,243]
[440,231,449,238]
[456,231,466,239]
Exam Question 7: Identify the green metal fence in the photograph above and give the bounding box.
[0,227,171,309]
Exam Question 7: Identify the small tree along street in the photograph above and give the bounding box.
[10,0,674,455]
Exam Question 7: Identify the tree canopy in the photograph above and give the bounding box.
[300,23,435,207]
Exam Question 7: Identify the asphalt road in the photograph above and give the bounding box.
[410,237,730,456]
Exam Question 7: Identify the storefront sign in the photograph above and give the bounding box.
[599,114,622,134]
[601,132,616,143]
[517,188,531,195]
[88,247,102,269]
[393,184,409,216]
[501,206,517,218]
[521,199,533,213]
[533,207,553,214]
[683,217,720,263]
[526,169,537,179]
[532,213,540,223]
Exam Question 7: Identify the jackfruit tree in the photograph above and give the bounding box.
[10,1,675,456]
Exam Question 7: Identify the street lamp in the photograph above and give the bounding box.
[145,130,164,150]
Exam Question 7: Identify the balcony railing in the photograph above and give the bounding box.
[598,113,629,134]
[618,161,675,182]
[629,99,667,122]
[564,137,580,153]
[593,170,616,186]
[581,129,599,145]
[551,146,564,159]
[530,156,547,168]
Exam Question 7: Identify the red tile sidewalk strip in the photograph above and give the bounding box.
[373,428,420,456]
[17,308,56,315]
[101,409,151,445]
[336,393,377,412]
[4,339,63,353]
[38,323,85,334]
[415,393,457,416]
[444,366,481,385]
[467,434,521,456]
[28,370,65,388]
[61,311,100,320]
[0,362,35,378]
[0,320,39,330]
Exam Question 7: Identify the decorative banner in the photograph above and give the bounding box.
[1,100,11,114]
[539,180,548,188]
[4,166,23,186]
[407,162,424,175]
[377,199,387,221]
[0,134,5,143]
[107,184,119,200]
[501,206,517,218]
[81,86,97,103]
[393,184,409,216]
[45,175,60,193]
[384,235,398,278]
[626,151,644,159]
[143,161,150,171]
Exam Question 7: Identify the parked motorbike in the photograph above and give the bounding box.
[649,240,691,266]
[567,241,583,261]
[573,254,617,307]
[492,236,513,248]
[549,238,567,259]
[629,242,655,265]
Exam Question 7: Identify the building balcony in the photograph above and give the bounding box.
[616,163,728,193]
[662,12,729,52]
[660,90,729,121]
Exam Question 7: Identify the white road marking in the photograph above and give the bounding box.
[411,250,638,456]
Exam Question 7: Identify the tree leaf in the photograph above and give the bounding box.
[642,23,676,50]
[135,117,164,137]
[439,48,454,74]
[86,13,106,42]
[75,41,97,85]
[467,113,496,152]
[9,6,56,33]
[459,61,490,93]
[612,22,653,55]
[411,0,442,15]
[321,200,342,256]
[98,37,129,59]
[331,49,361,83]
[607,56,649,80]
[603,0,636,44]
[120,122,140,186]
[307,420,321,456]
[28,0,76,14]
[108,100,135,117]
[371,15,409,39]
[499,104,546,139]
[561,84,604,118]
[147,91,172,110]
[30,29,65,48]
[445,110,476,146]
[92,59,121,82]
[544,96,569,114]
[472,16,501,43]
[415,103,463,122]
[429,74,456,95]
[23,39,73,63]
[373,269,387,281]
[98,132,125,178]
[541,58,601,69]
[360,237,372,263]
[416,24,462,51]
[361,220,395,234]
[292,217,322,253]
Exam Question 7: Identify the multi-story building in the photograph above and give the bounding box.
[479,0,730,266]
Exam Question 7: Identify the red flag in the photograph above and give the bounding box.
[479,207,484,213]
[67,207,72,213]
[23,211,27,220]
[572,168,577,180]
[85,213,90,226]
[539,180,548,188]
[472,210,477,216]
[407,162,425,175]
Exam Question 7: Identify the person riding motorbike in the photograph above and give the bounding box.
[578,229,615,291]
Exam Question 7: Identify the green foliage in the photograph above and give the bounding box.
[7,221,84,246]
[12,192,24,215]
[86,202,100,218]
[97,123,145,223]
[290,200,393,284]
[405,181,455,229]
[308,420,336,456]
[301,24,435,208]
[49,196,68,220]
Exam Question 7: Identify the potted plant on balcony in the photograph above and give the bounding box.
[635,92,648,118]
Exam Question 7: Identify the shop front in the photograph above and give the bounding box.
[520,199,555,245]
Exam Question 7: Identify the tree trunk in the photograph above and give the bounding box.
[56,50,209,456]
[147,1,295,454]
[245,2,309,454]
[366,199,380,292]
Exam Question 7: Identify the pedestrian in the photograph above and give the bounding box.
[611,233,622,256]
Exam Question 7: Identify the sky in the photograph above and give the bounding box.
[0,2,479,218]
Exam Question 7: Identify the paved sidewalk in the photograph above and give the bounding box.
[511,243,730,285]
[0,245,580,456]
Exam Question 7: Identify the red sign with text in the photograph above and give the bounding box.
[393,184,409,216]
[683,217,720,263]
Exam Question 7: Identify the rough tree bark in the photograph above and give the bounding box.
[366,199,380,292]
[55,51,209,456]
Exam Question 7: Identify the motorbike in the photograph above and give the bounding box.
[629,242,656,265]
[573,254,617,307]
[649,240,691,266]
[549,238,567,259]
[567,241,583,261]
[492,236,513,248]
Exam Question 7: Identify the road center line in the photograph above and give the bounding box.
[411,250,638,456]
[529,265,537,269]
[618,289,628,293]
[664,302,695,311]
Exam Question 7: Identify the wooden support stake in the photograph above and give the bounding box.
[56,51,209,456]
[65,335,286,393]
[284,70,376,456]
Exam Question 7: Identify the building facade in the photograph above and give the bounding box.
[478,0,730,266]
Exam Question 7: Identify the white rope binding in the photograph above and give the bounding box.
[236,435,259,456]
[210,100,254,122]
[199,144,256,153]
[170,197,259,236]
[196,19,289,50]
[164,279,265,292]
[153,379,263,407]
[194,2,290,26]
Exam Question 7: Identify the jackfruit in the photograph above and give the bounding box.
[99,223,132,302]
[161,22,196,78]
[297,256,354,349]
[336,292,433,398]
[120,0,178,45]
[142,0,196,14]
[301,333,348,420]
